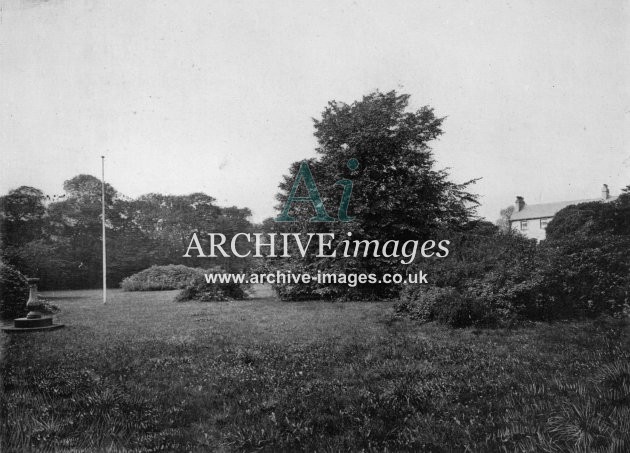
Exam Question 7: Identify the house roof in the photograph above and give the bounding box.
[510,198,609,221]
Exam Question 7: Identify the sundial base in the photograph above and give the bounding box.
[2,316,64,333]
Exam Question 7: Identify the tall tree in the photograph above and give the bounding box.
[130,193,254,269]
[496,205,514,233]
[45,175,118,287]
[130,193,221,264]
[270,90,479,300]
[0,186,47,247]
[0,186,56,284]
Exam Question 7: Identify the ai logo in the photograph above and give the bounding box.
[275,158,359,222]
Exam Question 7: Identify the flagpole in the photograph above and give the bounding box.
[101,156,107,304]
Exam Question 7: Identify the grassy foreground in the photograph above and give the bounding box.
[1,288,629,452]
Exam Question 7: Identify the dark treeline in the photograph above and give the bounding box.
[0,175,255,290]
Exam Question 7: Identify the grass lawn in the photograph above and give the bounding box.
[1,287,629,452]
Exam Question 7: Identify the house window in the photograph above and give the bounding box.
[540,218,550,229]
[520,220,528,231]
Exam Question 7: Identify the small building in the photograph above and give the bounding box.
[510,185,617,241]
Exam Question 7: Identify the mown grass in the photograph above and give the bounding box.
[1,287,629,452]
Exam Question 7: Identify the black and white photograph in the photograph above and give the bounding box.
[1,1,629,451]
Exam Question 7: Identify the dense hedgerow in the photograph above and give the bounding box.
[120,265,205,291]
[0,262,29,319]
[396,194,630,327]
[175,274,248,302]
[396,236,630,327]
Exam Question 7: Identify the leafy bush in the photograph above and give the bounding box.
[534,193,630,319]
[121,265,205,291]
[37,297,60,316]
[175,274,248,302]
[534,235,630,319]
[274,282,322,302]
[546,191,630,239]
[395,226,540,326]
[396,285,499,327]
[395,286,459,323]
[396,203,630,326]
[0,262,29,319]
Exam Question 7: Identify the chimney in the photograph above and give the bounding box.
[601,184,610,200]
[515,196,525,212]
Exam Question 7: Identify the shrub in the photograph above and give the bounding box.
[120,265,206,291]
[266,258,401,302]
[546,192,630,239]
[273,280,397,302]
[395,285,496,327]
[395,228,540,326]
[274,282,321,302]
[395,286,458,323]
[397,210,630,326]
[38,297,60,316]
[432,292,490,327]
[531,192,630,319]
[176,274,248,302]
[0,262,29,319]
[534,235,630,318]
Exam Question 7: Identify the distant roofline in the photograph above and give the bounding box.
[510,196,618,222]
[510,215,555,222]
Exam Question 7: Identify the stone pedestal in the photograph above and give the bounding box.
[2,278,64,333]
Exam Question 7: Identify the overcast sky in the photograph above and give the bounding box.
[1,0,628,222]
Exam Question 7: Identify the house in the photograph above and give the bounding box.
[510,185,617,241]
